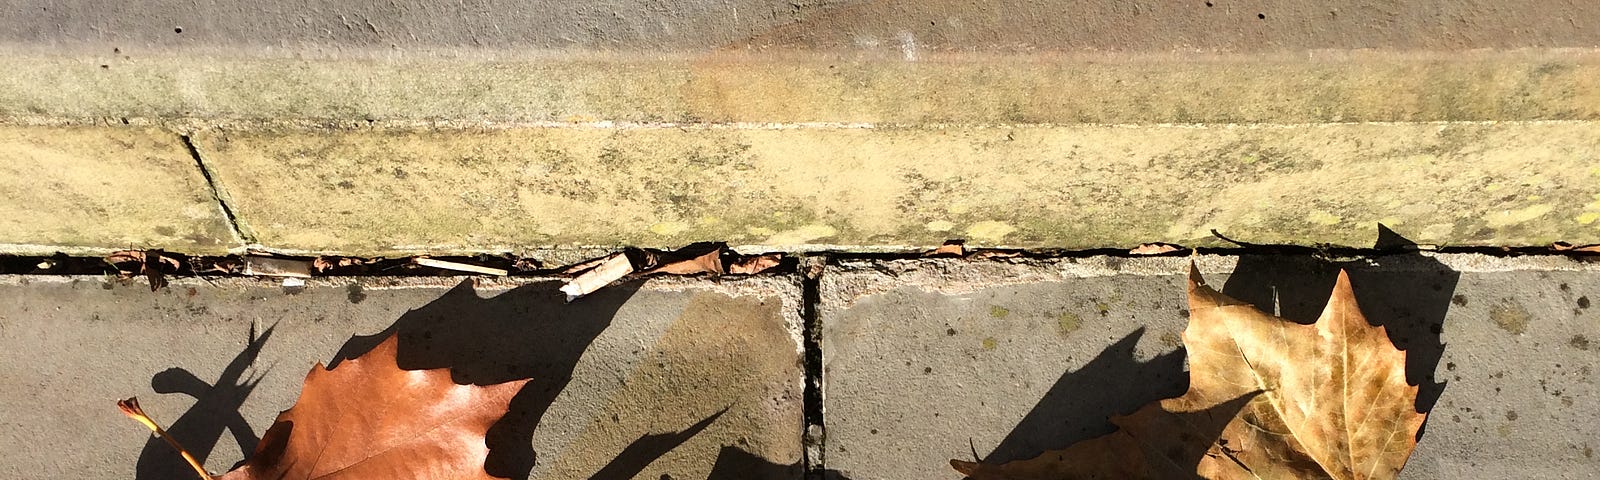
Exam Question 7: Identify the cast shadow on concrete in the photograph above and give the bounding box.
[136,323,274,480]
[705,446,855,480]
[705,446,805,480]
[980,328,1189,465]
[330,279,641,479]
[585,406,841,479]
[1220,224,1457,416]
[959,226,1456,475]
[588,408,728,480]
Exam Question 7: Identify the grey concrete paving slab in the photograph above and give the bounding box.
[0,275,803,479]
[820,254,1600,479]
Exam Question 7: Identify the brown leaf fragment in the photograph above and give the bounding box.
[644,247,725,275]
[923,241,966,257]
[107,250,180,291]
[142,249,170,291]
[635,243,729,276]
[106,250,144,268]
[560,253,633,301]
[218,334,527,480]
[311,256,379,273]
[1553,242,1600,253]
[956,264,1426,480]
[1129,243,1182,255]
[728,253,784,275]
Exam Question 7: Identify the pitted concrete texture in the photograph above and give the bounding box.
[0,275,803,479]
[819,254,1600,479]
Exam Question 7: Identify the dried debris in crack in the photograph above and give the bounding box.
[562,242,787,300]
[1,238,1597,291]
[105,249,181,291]
[25,242,791,293]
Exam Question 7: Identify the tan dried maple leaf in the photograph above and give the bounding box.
[955,264,1426,480]
[218,333,528,480]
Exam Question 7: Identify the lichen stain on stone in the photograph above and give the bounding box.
[1305,210,1343,226]
[1057,312,1082,337]
[988,305,1010,318]
[1580,194,1600,226]
[981,337,998,350]
[964,220,1015,243]
[1485,204,1554,228]
[1490,300,1530,335]
[649,221,691,236]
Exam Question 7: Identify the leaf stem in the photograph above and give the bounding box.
[117,397,216,480]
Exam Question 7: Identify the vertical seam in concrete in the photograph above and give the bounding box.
[180,134,256,246]
[800,256,827,478]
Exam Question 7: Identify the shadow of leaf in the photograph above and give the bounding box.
[329,279,642,478]
[136,323,274,479]
[588,408,728,480]
[143,279,641,480]
[984,328,1188,465]
[958,327,1189,474]
[705,445,857,480]
[704,445,804,480]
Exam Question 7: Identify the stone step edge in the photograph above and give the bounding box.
[3,48,1598,124]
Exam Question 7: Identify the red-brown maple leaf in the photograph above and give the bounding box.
[219,334,527,480]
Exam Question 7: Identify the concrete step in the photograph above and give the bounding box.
[4,121,1599,255]
[4,50,1598,124]
[6,0,1600,255]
